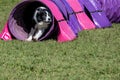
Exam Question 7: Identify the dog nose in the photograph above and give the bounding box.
[48,18,51,22]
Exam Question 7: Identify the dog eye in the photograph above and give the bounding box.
[43,13,47,16]
[37,8,41,11]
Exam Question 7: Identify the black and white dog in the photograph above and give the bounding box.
[25,6,52,41]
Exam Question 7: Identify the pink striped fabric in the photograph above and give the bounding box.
[66,0,96,30]
[41,0,76,42]
[0,22,12,41]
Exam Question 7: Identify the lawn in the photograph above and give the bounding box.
[0,0,120,80]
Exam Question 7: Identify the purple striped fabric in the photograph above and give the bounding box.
[52,0,82,34]
[97,0,120,23]
[79,0,111,28]
[66,0,96,30]
[61,0,83,31]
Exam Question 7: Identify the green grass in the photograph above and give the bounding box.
[0,0,120,80]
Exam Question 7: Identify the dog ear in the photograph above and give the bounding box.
[33,11,37,23]
[36,8,41,11]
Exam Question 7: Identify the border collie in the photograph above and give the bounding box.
[25,6,52,41]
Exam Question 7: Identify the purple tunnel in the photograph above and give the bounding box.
[2,0,116,41]
[8,0,56,41]
[97,0,120,23]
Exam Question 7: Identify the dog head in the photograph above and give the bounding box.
[33,6,52,24]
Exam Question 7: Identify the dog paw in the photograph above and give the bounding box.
[24,38,32,42]
[24,36,33,42]
[32,38,38,42]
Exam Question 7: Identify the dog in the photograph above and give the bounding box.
[25,6,52,41]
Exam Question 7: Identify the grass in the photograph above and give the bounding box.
[0,0,120,80]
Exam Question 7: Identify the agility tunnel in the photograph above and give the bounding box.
[97,0,120,23]
[0,0,114,42]
[79,0,111,28]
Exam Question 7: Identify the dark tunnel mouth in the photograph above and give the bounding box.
[8,0,54,41]
[84,6,93,22]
